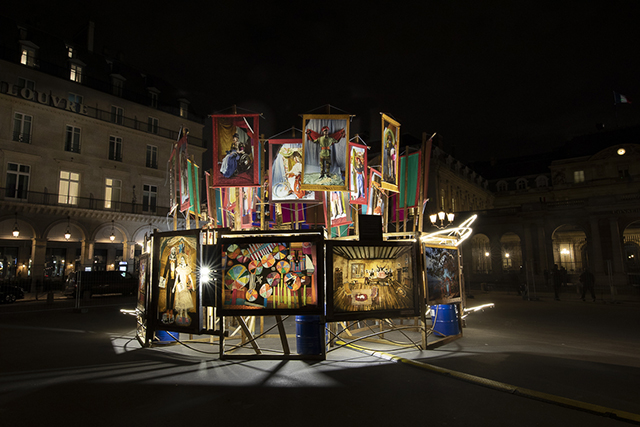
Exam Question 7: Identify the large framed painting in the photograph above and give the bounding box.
[301,114,349,192]
[152,230,201,333]
[423,245,462,305]
[211,114,261,188]
[268,139,318,202]
[217,230,324,316]
[381,114,400,193]
[324,191,352,229]
[348,141,368,205]
[326,240,421,321]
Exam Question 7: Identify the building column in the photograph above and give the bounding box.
[84,240,95,269]
[30,238,47,293]
[589,217,604,274]
[609,217,626,285]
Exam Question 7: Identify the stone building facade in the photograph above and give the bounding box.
[0,17,206,291]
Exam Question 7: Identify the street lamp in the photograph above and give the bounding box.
[64,216,71,240]
[429,211,455,229]
[109,220,116,242]
[12,213,19,238]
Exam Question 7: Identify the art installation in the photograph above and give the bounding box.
[301,114,349,191]
[218,232,323,316]
[269,139,317,202]
[381,114,400,193]
[348,141,368,204]
[211,114,261,188]
[154,230,201,333]
[423,245,462,304]
[326,241,420,321]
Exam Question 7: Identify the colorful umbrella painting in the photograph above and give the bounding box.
[285,272,301,291]
[226,244,241,260]
[276,260,291,275]
[225,264,250,290]
[245,289,258,302]
[248,259,263,275]
[272,243,288,260]
[259,284,272,298]
[261,253,275,268]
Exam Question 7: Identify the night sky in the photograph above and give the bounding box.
[4,1,640,163]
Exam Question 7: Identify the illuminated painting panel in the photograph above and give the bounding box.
[218,232,324,316]
[424,245,462,305]
[326,241,420,321]
[153,230,201,333]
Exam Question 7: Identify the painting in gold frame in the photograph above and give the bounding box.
[381,113,400,193]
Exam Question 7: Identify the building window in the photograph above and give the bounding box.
[5,162,30,200]
[146,145,158,169]
[143,184,157,212]
[149,91,158,108]
[68,92,83,105]
[111,106,124,125]
[497,180,508,192]
[516,178,527,190]
[70,63,83,83]
[18,77,35,90]
[65,125,81,152]
[179,99,189,118]
[574,170,585,183]
[104,178,122,209]
[66,45,75,58]
[147,116,158,134]
[109,136,123,162]
[536,175,548,188]
[13,112,32,143]
[58,171,80,205]
[20,45,37,67]
[111,76,124,97]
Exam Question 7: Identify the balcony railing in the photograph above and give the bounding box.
[1,188,171,217]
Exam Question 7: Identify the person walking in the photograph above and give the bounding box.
[580,267,596,302]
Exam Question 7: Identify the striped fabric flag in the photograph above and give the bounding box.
[613,91,631,105]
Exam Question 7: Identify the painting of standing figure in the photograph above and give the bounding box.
[154,230,201,333]
[301,114,349,192]
[381,113,400,193]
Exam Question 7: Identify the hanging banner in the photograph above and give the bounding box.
[301,114,349,192]
[211,114,260,188]
[268,139,318,202]
[348,141,368,205]
[381,113,400,193]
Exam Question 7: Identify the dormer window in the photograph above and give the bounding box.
[516,178,527,190]
[19,41,39,68]
[536,175,548,188]
[67,45,75,58]
[497,180,508,192]
[149,91,158,108]
[111,74,125,97]
[178,98,189,118]
[69,59,85,83]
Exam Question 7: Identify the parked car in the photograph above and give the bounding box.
[0,284,25,304]
[63,271,137,298]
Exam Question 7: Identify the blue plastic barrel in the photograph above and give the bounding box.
[295,315,323,355]
[431,304,460,336]
[154,330,177,343]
